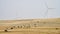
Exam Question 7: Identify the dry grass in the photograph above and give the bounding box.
[0,18,60,34]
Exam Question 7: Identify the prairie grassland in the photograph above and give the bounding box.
[0,18,60,34]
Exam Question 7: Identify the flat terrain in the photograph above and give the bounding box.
[0,18,60,34]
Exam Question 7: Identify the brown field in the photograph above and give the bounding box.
[0,18,60,34]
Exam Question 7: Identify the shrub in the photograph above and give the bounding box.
[4,30,8,32]
[10,27,13,29]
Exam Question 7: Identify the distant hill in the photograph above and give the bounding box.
[0,18,60,23]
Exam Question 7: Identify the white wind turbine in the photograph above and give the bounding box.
[43,0,55,18]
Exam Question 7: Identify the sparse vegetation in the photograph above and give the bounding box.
[34,24,37,27]
[56,28,58,30]
[10,27,13,29]
[17,26,19,28]
[4,29,8,32]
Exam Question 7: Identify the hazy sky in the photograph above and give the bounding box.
[0,0,60,20]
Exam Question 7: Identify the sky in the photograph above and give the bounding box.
[0,0,60,20]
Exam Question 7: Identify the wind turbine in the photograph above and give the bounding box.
[43,0,55,18]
